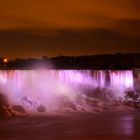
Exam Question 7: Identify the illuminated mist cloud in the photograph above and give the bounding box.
[0,70,134,114]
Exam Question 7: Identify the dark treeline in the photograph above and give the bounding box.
[1,53,140,70]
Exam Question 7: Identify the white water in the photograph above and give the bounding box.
[0,70,134,113]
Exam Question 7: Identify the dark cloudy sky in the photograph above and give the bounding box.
[0,0,140,58]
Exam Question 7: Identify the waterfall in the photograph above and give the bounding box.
[0,70,134,113]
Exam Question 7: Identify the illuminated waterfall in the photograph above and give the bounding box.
[0,70,134,113]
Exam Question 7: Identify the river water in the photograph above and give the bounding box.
[0,111,140,140]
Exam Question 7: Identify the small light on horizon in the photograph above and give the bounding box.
[3,58,8,63]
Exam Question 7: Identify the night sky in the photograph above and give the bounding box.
[0,0,140,58]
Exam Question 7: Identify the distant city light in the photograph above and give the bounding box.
[3,58,8,63]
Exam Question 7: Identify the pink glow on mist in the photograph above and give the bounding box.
[0,70,134,113]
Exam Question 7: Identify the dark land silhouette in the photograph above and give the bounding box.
[1,53,140,69]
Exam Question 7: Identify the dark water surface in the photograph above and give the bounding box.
[0,111,140,140]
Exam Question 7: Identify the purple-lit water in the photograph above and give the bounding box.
[0,70,134,113]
